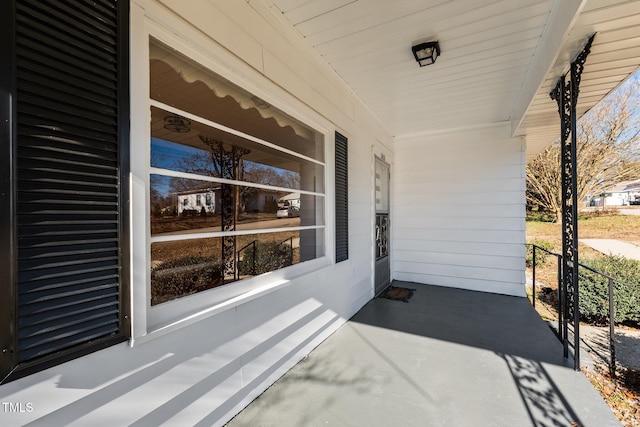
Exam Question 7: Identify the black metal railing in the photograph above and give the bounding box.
[278,236,294,266]
[577,263,618,378]
[527,243,624,378]
[236,237,295,279]
[529,245,563,341]
[529,244,580,367]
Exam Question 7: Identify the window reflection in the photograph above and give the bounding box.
[149,37,325,305]
[151,230,321,305]
[150,40,324,162]
[151,107,323,193]
[150,175,323,236]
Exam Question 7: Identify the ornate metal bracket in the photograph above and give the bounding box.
[548,33,595,371]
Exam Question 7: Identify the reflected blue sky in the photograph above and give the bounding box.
[151,137,303,197]
[151,138,203,197]
[151,137,206,169]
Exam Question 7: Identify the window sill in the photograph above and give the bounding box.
[130,256,331,347]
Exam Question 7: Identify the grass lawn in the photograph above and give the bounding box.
[526,212,640,312]
[527,212,640,425]
[527,213,640,250]
[527,213,640,282]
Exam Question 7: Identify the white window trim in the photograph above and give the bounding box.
[129,2,337,342]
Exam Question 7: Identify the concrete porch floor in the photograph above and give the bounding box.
[227,282,619,427]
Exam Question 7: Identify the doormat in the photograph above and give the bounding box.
[379,286,415,303]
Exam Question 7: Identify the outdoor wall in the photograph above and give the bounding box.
[0,1,391,425]
[393,124,526,297]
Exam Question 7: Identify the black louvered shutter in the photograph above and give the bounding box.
[2,0,129,381]
[335,132,349,263]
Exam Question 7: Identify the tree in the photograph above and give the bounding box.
[526,74,640,222]
[244,162,300,189]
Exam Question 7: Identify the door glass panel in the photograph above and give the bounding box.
[374,158,390,260]
[375,160,389,213]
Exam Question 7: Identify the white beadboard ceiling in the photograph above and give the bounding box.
[265,0,640,157]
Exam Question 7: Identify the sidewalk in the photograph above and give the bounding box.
[580,239,640,261]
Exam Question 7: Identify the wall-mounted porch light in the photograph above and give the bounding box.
[164,114,191,133]
[412,41,440,67]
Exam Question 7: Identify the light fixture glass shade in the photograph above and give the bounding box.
[164,114,191,133]
[412,41,440,67]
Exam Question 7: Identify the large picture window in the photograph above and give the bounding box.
[148,39,325,305]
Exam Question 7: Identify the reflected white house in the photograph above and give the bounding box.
[279,192,301,208]
[177,187,287,215]
[177,187,219,215]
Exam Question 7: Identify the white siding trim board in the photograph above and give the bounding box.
[394,240,525,259]
[395,250,524,272]
[396,261,523,284]
[395,228,524,245]
[395,191,524,206]
[396,216,524,231]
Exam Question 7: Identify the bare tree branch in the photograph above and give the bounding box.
[527,75,640,222]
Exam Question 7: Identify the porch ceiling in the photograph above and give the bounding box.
[264,0,640,158]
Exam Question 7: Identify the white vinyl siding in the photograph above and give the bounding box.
[393,124,526,297]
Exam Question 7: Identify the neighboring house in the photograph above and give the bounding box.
[590,180,640,206]
[245,189,282,212]
[279,192,301,208]
[177,188,218,215]
[1,1,639,426]
[630,186,640,205]
[177,188,282,216]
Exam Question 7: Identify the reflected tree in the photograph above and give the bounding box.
[160,134,304,279]
[199,136,250,221]
[151,175,175,217]
[244,162,300,189]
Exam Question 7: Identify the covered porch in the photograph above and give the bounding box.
[1,1,639,426]
[227,282,619,426]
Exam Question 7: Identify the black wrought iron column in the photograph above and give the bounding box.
[201,137,249,282]
[550,74,572,362]
[220,146,249,282]
[220,180,236,282]
[549,34,594,371]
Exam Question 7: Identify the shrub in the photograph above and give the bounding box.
[153,255,211,271]
[526,210,555,222]
[238,240,292,276]
[526,240,555,267]
[151,257,223,305]
[578,208,620,220]
[578,255,640,325]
